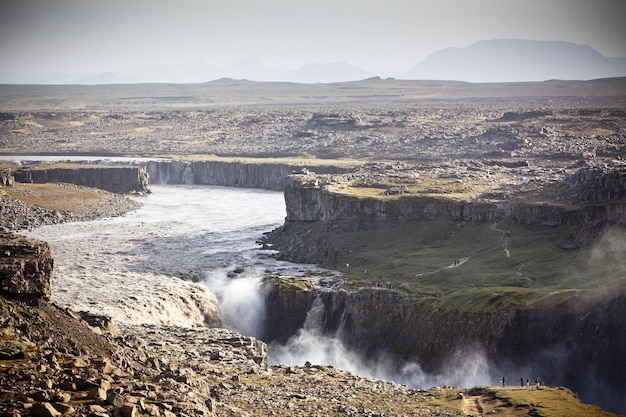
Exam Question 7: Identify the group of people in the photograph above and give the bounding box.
[499,377,543,388]
[371,281,395,289]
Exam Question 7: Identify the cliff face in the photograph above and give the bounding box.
[147,160,351,190]
[262,280,316,343]
[264,165,626,413]
[0,169,14,187]
[284,182,501,225]
[264,282,626,413]
[14,165,149,194]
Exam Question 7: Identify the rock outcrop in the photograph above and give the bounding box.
[566,163,626,203]
[0,169,14,187]
[269,163,626,265]
[283,176,501,225]
[0,185,142,232]
[0,233,52,299]
[14,164,149,194]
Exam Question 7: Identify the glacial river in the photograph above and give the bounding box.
[22,184,314,330]
[23,183,491,388]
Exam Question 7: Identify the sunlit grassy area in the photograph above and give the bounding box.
[488,386,620,417]
[325,212,626,311]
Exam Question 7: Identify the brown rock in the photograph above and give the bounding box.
[87,404,108,415]
[92,357,113,374]
[71,357,89,368]
[29,390,50,402]
[120,403,140,417]
[50,391,71,403]
[51,403,75,415]
[58,380,77,392]
[142,403,161,416]
[38,379,53,390]
[30,402,61,417]
[106,392,125,408]
[86,387,107,402]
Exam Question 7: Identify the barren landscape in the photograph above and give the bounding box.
[1,77,626,416]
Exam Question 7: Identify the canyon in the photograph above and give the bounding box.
[3,155,625,415]
[1,78,625,415]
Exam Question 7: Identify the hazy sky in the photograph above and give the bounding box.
[1,0,625,74]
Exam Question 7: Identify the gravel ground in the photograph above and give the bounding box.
[0,183,142,232]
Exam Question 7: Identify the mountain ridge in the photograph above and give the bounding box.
[407,39,626,82]
[2,39,626,84]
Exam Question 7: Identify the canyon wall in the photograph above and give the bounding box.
[146,160,351,190]
[14,165,149,194]
[283,179,502,225]
[269,169,626,265]
[0,169,14,187]
[263,281,626,413]
[264,164,626,413]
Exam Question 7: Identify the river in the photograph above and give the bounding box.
[22,183,491,389]
[21,184,315,329]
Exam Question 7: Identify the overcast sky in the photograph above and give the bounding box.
[1,0,625,75]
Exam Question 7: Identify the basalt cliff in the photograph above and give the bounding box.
[13,164,149,194]
[267,162,626,265]
[263,161,626,414]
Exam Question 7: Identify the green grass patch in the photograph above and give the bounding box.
[492,386,620,417]
[0,339,25,356]
[326,218,626,311]
[265,275,313,292]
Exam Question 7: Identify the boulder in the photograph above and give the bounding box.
[0,169,14,187]
[30,402,61,417]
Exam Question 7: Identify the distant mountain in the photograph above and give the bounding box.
[405,39,626,82]
[283,62,374,84]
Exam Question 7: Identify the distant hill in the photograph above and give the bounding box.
[405,39,626,82]
[283,62,373,84]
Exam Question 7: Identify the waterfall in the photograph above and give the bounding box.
[182,163,195,184]
[202,266,269,339]
[269,294,493,389]
[268,296,360,370]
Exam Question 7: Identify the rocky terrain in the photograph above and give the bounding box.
[1,102,625,164]
[12,164,149,194]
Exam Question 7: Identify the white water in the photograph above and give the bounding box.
[22,184,297,328]
[270,297,492,388]
[23,183,491,389]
